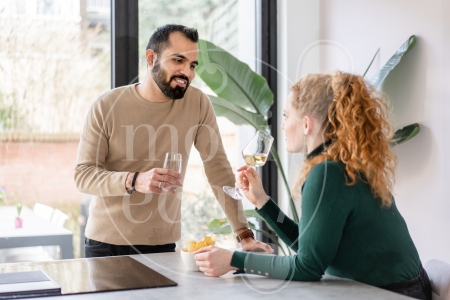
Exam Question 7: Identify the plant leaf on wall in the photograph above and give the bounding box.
[365,35,420,146]
[362,48,380,77]
[197,39,274,117]
[390,123,420,147]
[370,35,416,89]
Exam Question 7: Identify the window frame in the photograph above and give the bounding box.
[111,0,138,88]
[257,0,279,246]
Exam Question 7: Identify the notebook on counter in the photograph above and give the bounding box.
[0,270,61,299]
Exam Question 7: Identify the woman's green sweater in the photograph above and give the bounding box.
[231,160,421,286]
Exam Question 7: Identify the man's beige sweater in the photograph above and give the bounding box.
[74,84,248,245]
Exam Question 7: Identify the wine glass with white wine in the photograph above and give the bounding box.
[223,130,274,200]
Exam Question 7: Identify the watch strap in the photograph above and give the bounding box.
[126,172,139,194]
[236,228,254,243]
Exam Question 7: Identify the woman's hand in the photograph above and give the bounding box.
[236,166,269,209]
[194,246,238,277]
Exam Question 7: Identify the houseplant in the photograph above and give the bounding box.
[364,35,420,146]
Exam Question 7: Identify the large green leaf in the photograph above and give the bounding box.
[244,209,260,219]
[247,223,276,242]
[208,223,232,235]
[390,123,420,146]
[245,210,275,231]
[370,35,416,89]
[198,39,297,226]
[209,95,268,130]
[363,48,380,77]
[207,217,229,229]
[365,36,420,147]
[197,39,273,116]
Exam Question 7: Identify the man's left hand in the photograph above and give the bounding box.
[240,238,274,253]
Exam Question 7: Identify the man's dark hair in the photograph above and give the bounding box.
[146,24,198,54]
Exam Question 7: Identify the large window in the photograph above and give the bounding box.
[0,0,263,260]
[138,0,257,248]
[0,0,111,258]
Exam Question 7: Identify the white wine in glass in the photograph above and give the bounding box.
[242,153,268,167]
[223,130,274,200]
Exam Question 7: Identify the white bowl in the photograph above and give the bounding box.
[181,250,200,272]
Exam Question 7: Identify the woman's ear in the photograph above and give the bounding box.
[145,49,156,67]
[303,116,313,135]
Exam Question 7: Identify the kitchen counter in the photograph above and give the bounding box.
[0,252,411,299]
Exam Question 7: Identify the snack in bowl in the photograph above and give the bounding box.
[181,235,216,271]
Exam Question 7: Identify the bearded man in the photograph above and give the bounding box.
[74,24,273,257]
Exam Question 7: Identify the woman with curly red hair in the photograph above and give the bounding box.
[195,72,431,300]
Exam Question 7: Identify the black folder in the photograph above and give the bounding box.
[0,270,61,299]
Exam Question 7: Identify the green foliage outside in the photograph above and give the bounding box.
[0,92,22,131]
[180,186,224,247]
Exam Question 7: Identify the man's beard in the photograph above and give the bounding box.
[151,59,190,100]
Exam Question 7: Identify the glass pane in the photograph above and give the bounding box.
[0,0,111,260]
[138,0,256,248]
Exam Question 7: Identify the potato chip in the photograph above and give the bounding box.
[204,234,216,246]
[194,241,207,251]
[187,241,196,253]
[183,235,217,252]
[203,236,212,245]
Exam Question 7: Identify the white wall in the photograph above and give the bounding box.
[277,0,321,216]
[278,0,450,264]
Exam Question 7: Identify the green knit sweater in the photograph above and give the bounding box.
[231,160,421,286]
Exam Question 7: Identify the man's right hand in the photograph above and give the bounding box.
[126,169,182,194]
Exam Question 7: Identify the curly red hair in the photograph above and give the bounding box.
[292,72,397,207]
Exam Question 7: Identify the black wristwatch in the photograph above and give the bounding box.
[126,172,139,194]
